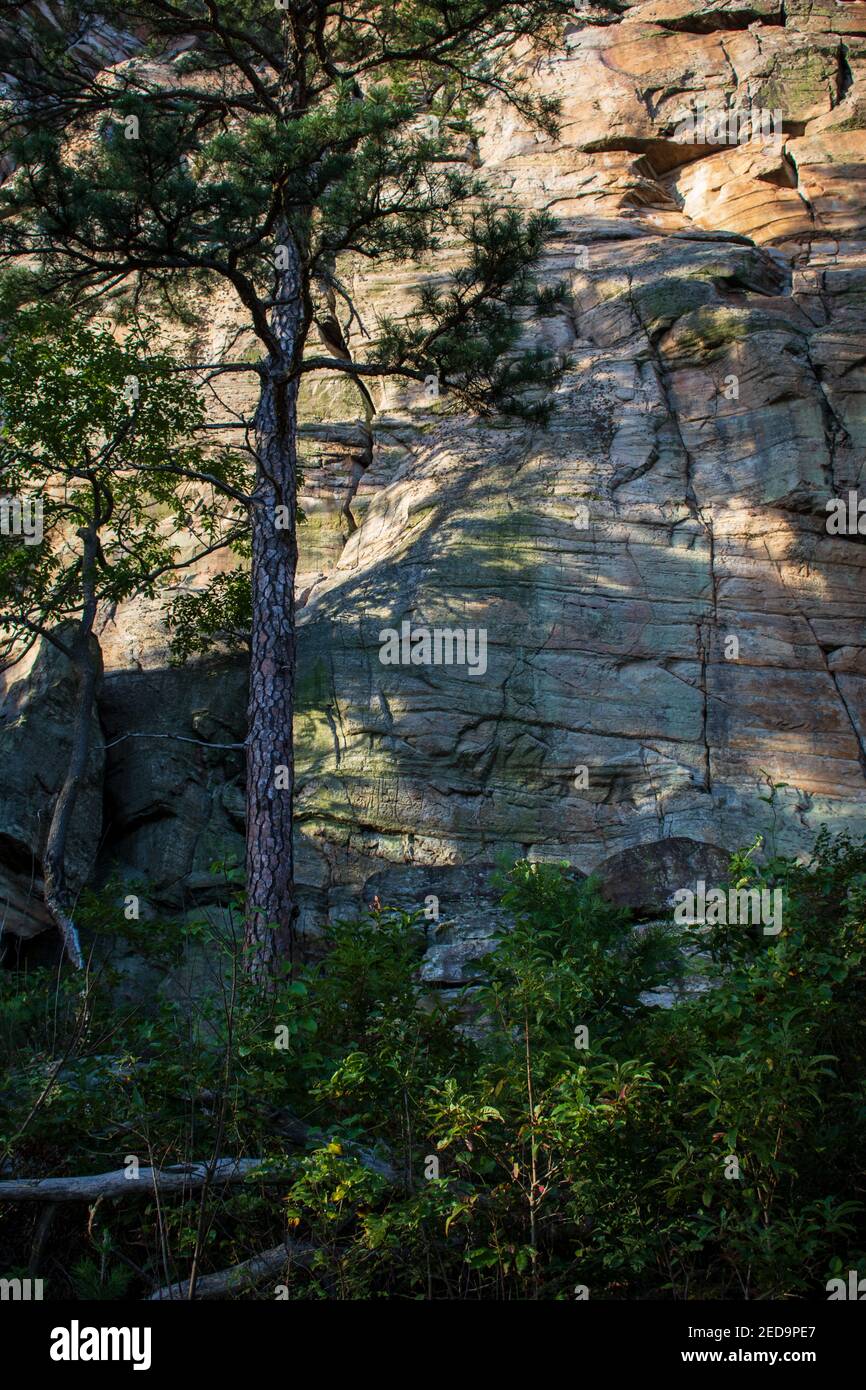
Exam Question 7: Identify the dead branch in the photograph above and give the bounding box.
[0,1158,281,1203]
[148,1240,316,1300]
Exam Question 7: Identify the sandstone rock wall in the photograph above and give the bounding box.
[2,0,865,975]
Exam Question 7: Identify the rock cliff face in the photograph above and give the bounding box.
[2,0,865,983]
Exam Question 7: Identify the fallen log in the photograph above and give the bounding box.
[0,1158,280,1203]
[0,1125,399,1205]
[149,1240,316,1301]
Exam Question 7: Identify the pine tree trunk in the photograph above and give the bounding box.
[244,230,305,984]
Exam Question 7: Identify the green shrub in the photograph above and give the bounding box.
[1,831,865,1299]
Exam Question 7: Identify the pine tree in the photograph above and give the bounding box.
[0,1,596,982]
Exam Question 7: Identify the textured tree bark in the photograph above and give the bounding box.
[245,230,306,984]
[43,527,101,970]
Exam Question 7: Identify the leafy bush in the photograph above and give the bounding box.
[1,831,865,1299]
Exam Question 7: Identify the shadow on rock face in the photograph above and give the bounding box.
[361,862,513,991]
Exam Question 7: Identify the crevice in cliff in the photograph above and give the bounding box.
[323,701,343,767]
[610,445,660,493]
[836,41,855,106]
[639,745,668,839]
[801,333,851,492]
[697,515,717,797]
[581,134,728,175]
[0,830,44,880]
[653,6,784,34]
[720,35,741,90]
[623,270,716,793]
[781,144,816,223]
[757,157,798,190]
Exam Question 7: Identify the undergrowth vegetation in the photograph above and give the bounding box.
[1,829,865,1300]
